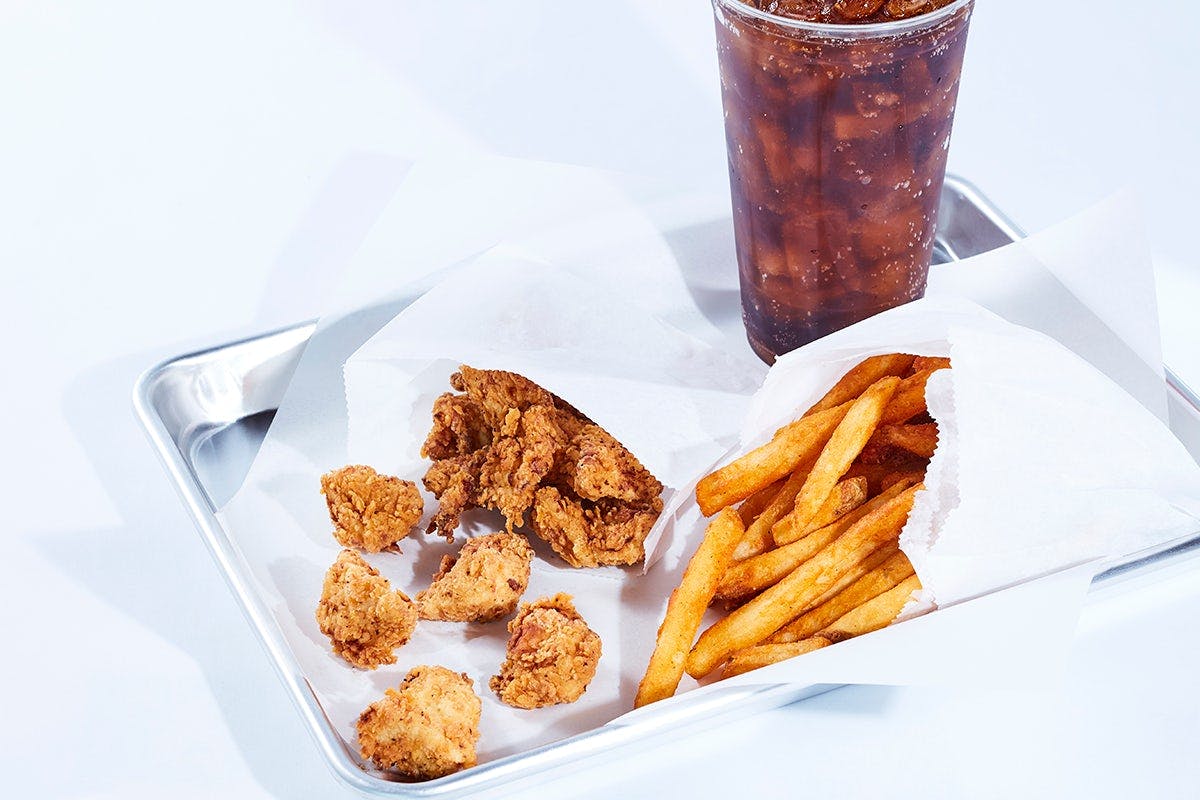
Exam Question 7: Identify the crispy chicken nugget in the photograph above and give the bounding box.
[321,465,423,552]
[417,532,534,622]
[357,665,481,780]
[490,594,602,709]
[316,550,417,669]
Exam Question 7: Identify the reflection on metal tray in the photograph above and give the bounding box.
[134,176,1200,798]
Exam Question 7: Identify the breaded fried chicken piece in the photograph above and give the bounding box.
[531,487,663,568]
[321,465,423,552]
[421,393,492,461]
[417,531,534,622]
[421,365,664,564]
[316,550,417,669]
[476,405,572,528]
[557,424,664,504]
[451,365,558,428]
[422,451,486,541]
[357,665,481,779]
[489,594,602,708]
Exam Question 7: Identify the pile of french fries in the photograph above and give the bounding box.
[636,353,949,707]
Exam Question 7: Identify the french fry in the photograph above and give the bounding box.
[880,467,927,492]
[774,475,913,547]
[818,574,922,643]
[770,475,868,547]
[718,523,845,606]
[722,638,830,679]
[877,423,938,459]
[720,484,895,604]
[880,367,938,426]
[910,355,951,375]
[769,549,914,643]
[635,508,746,707]
[720,481,896,604]
[685,484,921,678]
[695,402,851,516]
[731,464,812,561]
[786,376,901,533]
[803,353,914,417]
[737,478,785,526]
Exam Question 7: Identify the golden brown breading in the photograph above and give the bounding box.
[531,487,662,568]
[421,366,664,564]
[357,665,481,779]
[420,393,492,461]
[417,531,534,622]
[451,365,557,428]
[476,405,572,528]
[489,594,602,708]
[321,465,423,552]
[557,424,664,504]
[422,451,487,541]
[316,550,417,669]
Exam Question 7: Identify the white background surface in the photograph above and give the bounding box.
[4,1,1200,798]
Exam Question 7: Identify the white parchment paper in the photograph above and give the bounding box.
[219,156,1200,764]
[218,156,766,762]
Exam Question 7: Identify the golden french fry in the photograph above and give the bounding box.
[686,484,921,678]
[770,475,868,547]
[635,508,746,708]
[880,367,939,426]
[803,354,914,417]
[770,549,914,643]
[718,523,845,606]
[910,355,951,375]
[722,637,830,678]
[787,376,901,533]
[875,423,938,460]
[819,574,922,642]
[737,478,785,526]
[731,463,812,561]
[719,477,874,603]
[774,475,913,547]
[880,467,928,492]
[695,402,851,516]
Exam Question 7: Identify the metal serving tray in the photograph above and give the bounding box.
[134,177,1200,798]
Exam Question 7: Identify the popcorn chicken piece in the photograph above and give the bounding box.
[489,594,602,709]
[316,550,417,669]
[417,532,534,622]
[357,665,481,780]
[321,465,423,552]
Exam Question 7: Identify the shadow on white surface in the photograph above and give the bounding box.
[35,353,349,799]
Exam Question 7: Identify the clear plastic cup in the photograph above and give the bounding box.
[713,0,975,361]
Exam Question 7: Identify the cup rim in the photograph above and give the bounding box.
[712,0,973,37]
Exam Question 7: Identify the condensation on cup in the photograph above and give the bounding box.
[713,0,975,362]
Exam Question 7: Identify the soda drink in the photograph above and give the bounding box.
[713,0,974,361]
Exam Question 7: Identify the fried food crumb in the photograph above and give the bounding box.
[316,549,417,669]
[321,465,423,552]
[357,665,481,779]
[417,531,534,622]
[420,365,663,566]
[489,593,602,708]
